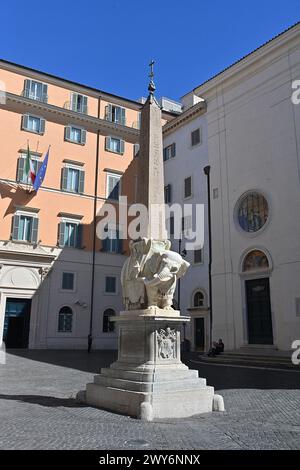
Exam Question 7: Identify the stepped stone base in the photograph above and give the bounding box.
[80,310,219,421]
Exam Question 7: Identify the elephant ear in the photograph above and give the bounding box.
[164,240,171,250]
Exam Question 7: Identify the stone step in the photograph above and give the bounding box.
[198,354,297,370]
[101,366,200,382]
[93,374,208,392]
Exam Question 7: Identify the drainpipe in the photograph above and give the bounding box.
[88,96,101,352]
[203,165,213,349]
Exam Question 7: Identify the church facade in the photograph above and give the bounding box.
[166,22,300,351]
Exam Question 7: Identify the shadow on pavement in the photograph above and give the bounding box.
[6,349,118,374]
[6,349,300,390]
[0,393,85,408]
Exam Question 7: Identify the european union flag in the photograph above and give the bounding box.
[33,148,49,192]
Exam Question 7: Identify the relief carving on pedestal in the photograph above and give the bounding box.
[157,327,176,359]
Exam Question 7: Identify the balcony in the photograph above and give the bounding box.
[21,89,48,103]
[63,101,88,115]
[105,112,126,127]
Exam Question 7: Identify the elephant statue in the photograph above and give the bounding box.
[121,238,190,310]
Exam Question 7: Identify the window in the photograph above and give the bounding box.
[105,136,125,154]
[182,215,192,235]
[168,215,175,236]
[237,192,269,233]
[62,272,75,290]
[102,227,122,253]
[194,291,204,308]
[22,115,45,134]
[242,250,269,272]
[16,155,42,184]
[106,173,121,200]
[184,176,192,198]
[163,143,176,161]
[105,276,116,293]
[103,308,115,332]
[191,128,201,146]
[194,248,203,264]
[61,167,85,193]
[23,79,48,102]
[213,188,219,199]
[58,221,82,248]
[164,184,172,204]
[70,93,88,114]
[58,306,73,332]
[105,104,126,125]
[64,126,86,145]
[12,213,38,243]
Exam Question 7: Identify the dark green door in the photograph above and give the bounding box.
[3,298,31,348]
[246,278,273,345]
[195,318,205,351]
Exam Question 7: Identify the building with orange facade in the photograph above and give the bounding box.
[0,59,175,350]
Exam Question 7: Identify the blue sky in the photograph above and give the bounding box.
[1,1,299,101]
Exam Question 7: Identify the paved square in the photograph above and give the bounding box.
[0,350,300,450]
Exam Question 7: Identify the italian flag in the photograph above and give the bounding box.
[25,144,36,184]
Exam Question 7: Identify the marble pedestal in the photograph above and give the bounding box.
[80,309,219,421]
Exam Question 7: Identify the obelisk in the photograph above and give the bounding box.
[80,63,224,420]
[137,66,166,240]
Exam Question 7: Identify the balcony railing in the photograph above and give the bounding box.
[63,101,88,115]
[105,112,126,126]
[21,90,48,103]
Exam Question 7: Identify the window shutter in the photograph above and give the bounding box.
[70,93,76,111]
[42,83,48,102]
[39,118,46,134]
[64,126,71,141]
[78,170,85,194]
[80,129,86,145]
[16,157,25,183]
[23,79,31,98]
[76,224,83,249]
[105,136,111,151]
[163,147,167,161]
[31,217,39,244]
[121,107,126,125]
[120,139,125,154]
[102,236,109,252]
[12,215,20,240]
[171,143,176,158]
[82,96,88,114]
[58,222,66,246]
[117,236,123,254]
[22,114,29,131]
[168,184,172,203]
[61,167,69,191]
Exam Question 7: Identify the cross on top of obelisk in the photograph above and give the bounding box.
[148,59,156,97]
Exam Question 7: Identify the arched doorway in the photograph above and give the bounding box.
[242,250,273,345]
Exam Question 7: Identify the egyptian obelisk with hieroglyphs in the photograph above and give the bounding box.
[79,63,224,420]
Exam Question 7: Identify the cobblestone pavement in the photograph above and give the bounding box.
[0,350,300,450]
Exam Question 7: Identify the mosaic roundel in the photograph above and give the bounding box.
[238,192,268,233]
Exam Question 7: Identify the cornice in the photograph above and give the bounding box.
[193,23,300,99]
[163,100,206,135]
[1,92,140,143]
